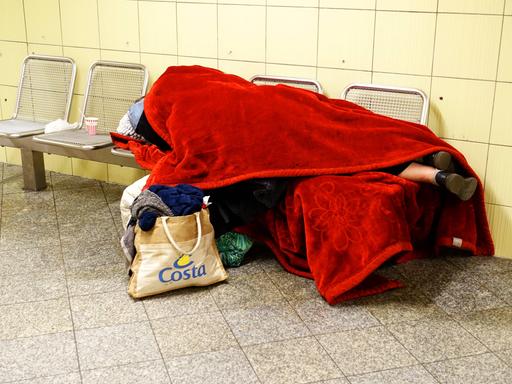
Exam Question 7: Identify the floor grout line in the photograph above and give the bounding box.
[141,304,175,383]
[50,173,85,384]
[208,277,264,384]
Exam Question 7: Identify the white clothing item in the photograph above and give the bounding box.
[44,119,79,133]
[117,112,144,141]
[120,175,149,229]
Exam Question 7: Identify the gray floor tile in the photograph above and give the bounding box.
[9,372,81,383]
[151,311,237,358]
[109,203,125,235]
[495,349,512,367]
[0,246,64,276]
[266,270,321,301]
[75,321,160,370]
[0,331,78,382]
[309,379,350,384]
[143,287,218,320]
[54,189,108,215]
[317,326,417,376]
[397,258,477,287]
[256,255,284,273]
[291,297,379,335]
[81,360,170,384]
[51,173,101,190]
[453,307,512,351]
[70,291,147,330]
[0,271,68,305]
[66,263,128,297]
[1,190,55,212]
[58,218,120,243]
[482,271,512,306]
[57,205,116,223]
[0,217,60,250]
[101,182,125,204]
[61,238,125,269]
[0,298,72,340]
[361,287,438,324]
[165,348,259,384]
[224,260,265,277]
[2,169,51,195]
[420,279,507,315]
[209,272,286,310]
[425,353,512,384]
[1,208,56,224]
[447,255,512,279]
[244,336,343,384]
[223,302,310,346]
[347,365,437,384]
[2,163,22,178]
[387,312,488,363]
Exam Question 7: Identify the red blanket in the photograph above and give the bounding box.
[125,66,494,303]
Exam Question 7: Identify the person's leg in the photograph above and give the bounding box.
[397,162,439,184]
[398,162,477,201]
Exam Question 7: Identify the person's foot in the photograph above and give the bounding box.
[424,151,453,171]
[435,171,478,201]
[458,177,478,201]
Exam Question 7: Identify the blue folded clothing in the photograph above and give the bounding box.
[148,184,204,216]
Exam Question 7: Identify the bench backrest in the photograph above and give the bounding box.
[341,83,429,125]
[250,75,323,94]
[82,61,148,135]
[14,55,76,123]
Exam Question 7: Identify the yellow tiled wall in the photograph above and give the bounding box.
[0,0,511,257]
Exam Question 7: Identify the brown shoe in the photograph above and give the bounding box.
[435,171,477,201]
[424,151,453,171]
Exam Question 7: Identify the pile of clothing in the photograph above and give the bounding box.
[120,180,254,269]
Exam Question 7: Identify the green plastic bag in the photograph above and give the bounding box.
[216,232,253,268]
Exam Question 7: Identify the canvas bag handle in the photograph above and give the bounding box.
[161,212,202,255]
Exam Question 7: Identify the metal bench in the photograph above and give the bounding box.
[0,60,147,190]
[34,61,148,150]
[341,83,428,124]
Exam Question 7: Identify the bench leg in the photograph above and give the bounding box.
[20,148,47,191]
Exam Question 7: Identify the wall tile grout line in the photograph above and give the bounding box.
[370,0,377,83]
[483,3,507,193]
[264,0,267,75]
[426,0,440,127]
[216,0,219,69]
[314,0,320,81]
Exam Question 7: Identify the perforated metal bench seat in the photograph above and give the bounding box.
[250,74,323,94]
[341,83,429,125]
[34,130,112,150]
[0,119,46,138]
[0,55,76,138]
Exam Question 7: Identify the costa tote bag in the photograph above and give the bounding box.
[128,209,228,298]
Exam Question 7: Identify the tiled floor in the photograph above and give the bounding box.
[1,163,512,384]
